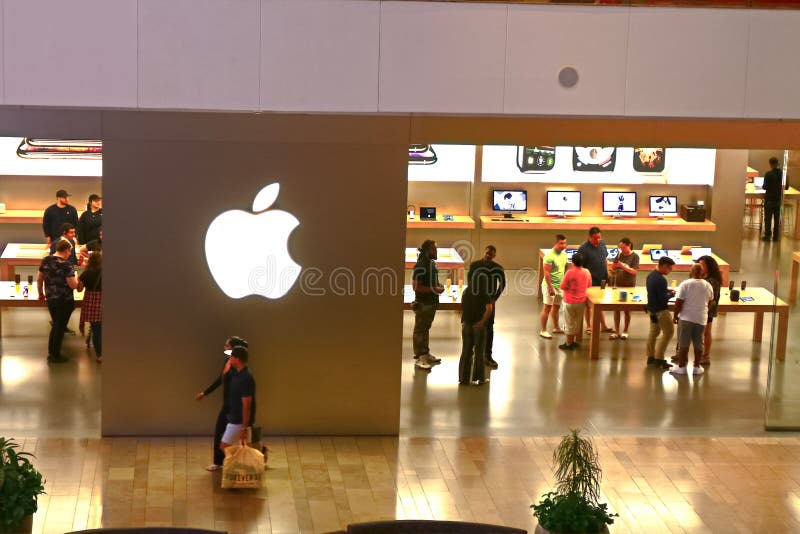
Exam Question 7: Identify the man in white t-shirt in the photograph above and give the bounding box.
[671,263,714,376]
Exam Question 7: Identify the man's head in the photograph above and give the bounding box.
[88,194,102,210]
[588,226,602,246]
[572,252,585,268]
[554,234,567,252]
[618,237,632,254]
[419,240,437,260]
[225,336,249,351]
[690,263,704,279]
[60,223,76,240]
[769,156,779,168]
[229,346,248,369]
[483,245,497,262]
[54,239,72,258]
[657,256,675,274]
[56,189,70,207]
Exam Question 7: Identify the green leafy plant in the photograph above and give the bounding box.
[0,437,45,532]
[531,429,617,533]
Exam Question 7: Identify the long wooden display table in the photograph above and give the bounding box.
[480,216,715,231]
[0,243,50,280]
[406,215,475,229]
[0,281,83,336]
[745,183,800,239]
[585,286,788,362]
[790,251,800,304]
[536,248,729,288]
[402,284,462,310]
[405,247,466,281]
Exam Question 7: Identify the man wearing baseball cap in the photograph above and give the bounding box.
[42,189,79,247]
[78,193,102,244]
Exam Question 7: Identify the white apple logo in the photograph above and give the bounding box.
[205,183,301,299]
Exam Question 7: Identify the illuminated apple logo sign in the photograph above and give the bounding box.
[205,183,301,299]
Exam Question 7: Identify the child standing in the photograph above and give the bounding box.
[559,253,592,350]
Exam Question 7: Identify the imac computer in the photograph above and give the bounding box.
[649,195,678,220]
[492,189,527,218]
[546,191,582,218]
[753,177,765,189]
[602,192,637,217]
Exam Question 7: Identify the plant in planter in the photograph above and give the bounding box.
[0,437,45,533]
[531,429,617,533]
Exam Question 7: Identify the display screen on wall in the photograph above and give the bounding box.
[407,144,476,182]
[0,137,102,176]
[482,145,716,185]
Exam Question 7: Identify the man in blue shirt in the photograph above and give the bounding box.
[577,227,611,333]
[645,256,676,369]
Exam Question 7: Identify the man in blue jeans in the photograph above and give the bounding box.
[37,239,78,363]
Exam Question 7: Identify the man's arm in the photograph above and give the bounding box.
[673,299,684,323]
[475,302,494,329]
[239,396,253,441]
[36,272,45,300]
[66,271,78,290]
[543,262,555,295]
[495,267,506,300]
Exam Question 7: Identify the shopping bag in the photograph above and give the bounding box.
[221,441,264,489]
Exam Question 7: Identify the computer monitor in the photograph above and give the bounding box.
[649,195,678,218]
[492,190,527,213]
[602,192,637,217]
[691,247,712,261]
[546,191,582,217]
[566,249,577,260]
[753,177,765,189]
[650,249,668,262]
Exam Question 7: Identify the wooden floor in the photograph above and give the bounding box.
[18,435,800,534]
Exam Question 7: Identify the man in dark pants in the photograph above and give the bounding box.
[37,240,78,363]
[196,336,249,471]
[467,245,505,368]
[577,226,612,332]
[412,240,444,370]
[763,156,787,241]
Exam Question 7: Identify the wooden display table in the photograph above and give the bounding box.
[0,281,83,336]
[745,183,800,239]
[405,247,466,281]
[536,248,729,288]
[0,209,45,224]
[790,251,800,304]
[403,284,462,310]
[480,215,716,232]
[406,215,475,229]
[0,243,50,280]
[585,286,788,362]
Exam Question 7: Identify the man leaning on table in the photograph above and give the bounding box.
[577,226,612,333]
[671,263,713,376]
[645,256,675,369]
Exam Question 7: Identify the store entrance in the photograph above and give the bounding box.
[0,136,102,438]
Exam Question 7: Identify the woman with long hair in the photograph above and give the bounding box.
[77,251,103,361]
[698,255,722,365]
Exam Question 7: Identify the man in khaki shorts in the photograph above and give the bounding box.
[540,234,568,338]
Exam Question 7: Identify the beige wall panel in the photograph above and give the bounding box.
[101,118,409,435]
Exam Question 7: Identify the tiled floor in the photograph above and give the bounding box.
[18,435,800,533]
[6,231,800,533]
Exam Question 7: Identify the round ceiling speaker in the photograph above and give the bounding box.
[558,66,579,88]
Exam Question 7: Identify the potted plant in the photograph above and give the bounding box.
[0,438,45,533]
[531,429,617,533]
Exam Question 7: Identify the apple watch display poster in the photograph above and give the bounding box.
[573,147,616,172]
[407,144,475,182]
[516,146,555,173]
[633,148,665,173]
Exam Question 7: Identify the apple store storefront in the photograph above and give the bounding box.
[1,109,800,441]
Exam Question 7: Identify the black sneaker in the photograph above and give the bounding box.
[655,358,672,369]
[65,326,76,335]
[569,342,580,349]
[761,236,771,241]
[47,355,68,363]
[485,358,499,369]
[647,357,656,365]
[558,343,571,350]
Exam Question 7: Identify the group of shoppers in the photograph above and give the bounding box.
[36,189,103,363]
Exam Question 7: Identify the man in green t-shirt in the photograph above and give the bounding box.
[540,234,568,339]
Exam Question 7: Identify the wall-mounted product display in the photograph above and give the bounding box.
[407,144,476,182]
[0,137,102,176]
[649,195,678,218]
[601,191,637,217]
[546,190,582,216]
[481,145,716,185]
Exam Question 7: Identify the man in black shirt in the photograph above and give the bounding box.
[220,346,256,450]
[50,223,79,265]
[42,189,79,247]
[458,280,493,385]
[763,156,787,242]
[645,257,675,369]
[412,240,444,370]
[467,245,505,368]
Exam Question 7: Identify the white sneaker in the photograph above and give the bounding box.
[539,330,552,339]
[692,366,704,375]
[414,358,432,370]
[669,366,688,375]
[427,353,442,364]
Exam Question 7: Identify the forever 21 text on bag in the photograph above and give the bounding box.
[221,443,264,489]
